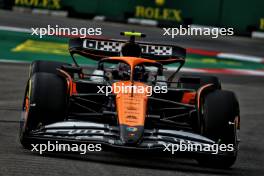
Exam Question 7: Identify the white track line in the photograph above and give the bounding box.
[0,59,29,64]
[252,31,264,39]
[217,53,264,63]
[0,25,31,33]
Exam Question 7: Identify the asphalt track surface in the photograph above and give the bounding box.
[0,10,264,176]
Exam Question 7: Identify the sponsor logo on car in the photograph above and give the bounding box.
[126,127,138,132]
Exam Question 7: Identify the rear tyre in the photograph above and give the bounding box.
[197,90,240,168]
[30,60,70,76]
[179,75,221,90]
[20,72,67,148]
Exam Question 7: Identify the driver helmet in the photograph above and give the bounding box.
[121,43,142,57]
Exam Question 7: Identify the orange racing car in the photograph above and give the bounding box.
[19,32,240,168]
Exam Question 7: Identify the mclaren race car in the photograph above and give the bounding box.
[19,32,240,168]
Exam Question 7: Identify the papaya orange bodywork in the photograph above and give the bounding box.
[58,69,78,96]
[113,81,148,126]
[108,57,159,126]
[25,97,29,113]
[181,92,196,104]
[109,57,157,69]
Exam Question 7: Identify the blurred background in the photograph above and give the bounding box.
[0,0,264,75]
[0,1,264,176]
[1,0,264,35]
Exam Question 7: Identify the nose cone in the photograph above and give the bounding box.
[120,125,144,145]
[113,81,149,145]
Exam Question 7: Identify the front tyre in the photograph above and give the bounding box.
[197,90,240,168]
[20,72,68,148]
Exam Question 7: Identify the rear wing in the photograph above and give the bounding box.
[69,38,186,65]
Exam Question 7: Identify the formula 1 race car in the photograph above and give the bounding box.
[19,32,240,168]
